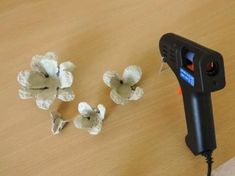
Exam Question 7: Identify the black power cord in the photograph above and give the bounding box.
[202,150,214,176]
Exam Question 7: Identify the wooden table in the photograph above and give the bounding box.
[1,1,235,175]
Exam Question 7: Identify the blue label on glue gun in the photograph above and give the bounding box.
[180,68,195,86]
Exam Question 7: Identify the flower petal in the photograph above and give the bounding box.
[103,71,121,88]
[88,122,102,135]
[116,84,132,98]
[78,102,93,116]
[44,77,60,89]
[17,70,46,88]
[31,53,58,77]
[60,61,76,72]
[110,89,128,105]
[123,65,142,86]
[51,112,68,135]
[17,70,30,87]
[59,71,73,88]
[18,87,41,99]
[39,58,58,77]
[31,55,44,72]
[18,87,33,99]
[57,88,75,101]
[45,52,58,60]
[97,104,106,120]
[36,88,56,110]
[73,115,93,129]
[129,87,144,100]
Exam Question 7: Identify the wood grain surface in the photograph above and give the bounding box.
[0,0,235,175]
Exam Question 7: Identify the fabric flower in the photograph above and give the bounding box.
[103,65,144,105]
[51,112,68,135]
[73,102,106,135]
[17,52,75,110]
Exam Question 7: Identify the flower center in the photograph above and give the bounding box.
[117,84,132,98]
[45,73,49,78]
[45,76,60,90]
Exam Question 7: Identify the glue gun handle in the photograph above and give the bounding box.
[182,90,216,155]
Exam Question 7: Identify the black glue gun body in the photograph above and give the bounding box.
[159,33,226,155]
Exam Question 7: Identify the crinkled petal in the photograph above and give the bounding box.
[78,102,93,116]
[36,88,56,110]
[73,115,94,129]
[57,88,75,101]
[51,112,68,135]
[39,58,58,77]
[129,87,144,100]
[88,122,102,135]
[103,71,121,89]
[59,71,73,88]
[97,104,106,120]
[45,52,58,60]
[123,65,142,86]
[18,87,41,99]
[18,87,33,99]
[31,55,44,72]
[31,53,58,77]
[17,70,30,87]
[60,61,75,72]
[17,70,46,88]
[110,89,128,105]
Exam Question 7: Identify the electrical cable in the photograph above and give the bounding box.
[202,150,213,176]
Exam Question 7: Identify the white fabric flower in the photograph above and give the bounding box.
[51,112,68,135]
[73,102,106,135]
[17,52,76,110]
[103,65,144,105]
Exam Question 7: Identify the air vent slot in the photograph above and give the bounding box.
[162,45,168,58]
[169,48,176,62]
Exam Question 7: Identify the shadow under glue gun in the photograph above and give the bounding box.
[159,33,226,175]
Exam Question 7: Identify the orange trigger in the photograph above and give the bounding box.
[177,87,182,95]
[187,64,194,71]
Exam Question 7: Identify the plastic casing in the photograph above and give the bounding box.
[159,33,226,155]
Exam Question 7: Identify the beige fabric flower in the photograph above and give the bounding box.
[17,52,75,110]
[51,112,68,135]
[103,65,144,105]
[73,102,106,135]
